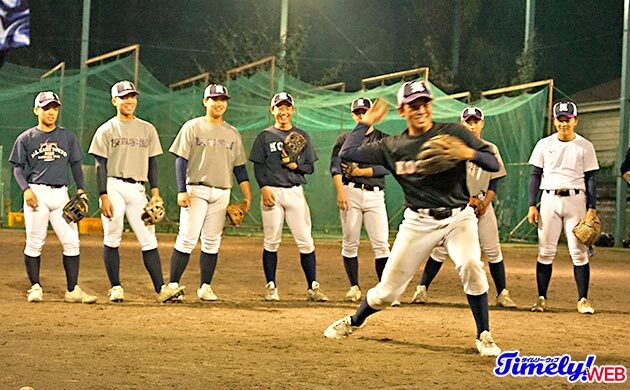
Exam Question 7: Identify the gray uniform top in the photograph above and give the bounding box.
[88,117,163,182]
[466,140,506,197]
[169,117,247,189]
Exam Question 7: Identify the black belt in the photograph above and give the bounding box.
[30,183,65,188]
[412,206,466,220]
[545,189,580,197]
[188,182,228,189]
[345,182,381,191]
[113,177,145,184]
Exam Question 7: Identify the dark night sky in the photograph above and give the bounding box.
[5,0,625,95]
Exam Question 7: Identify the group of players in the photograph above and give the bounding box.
[10,78,626,357]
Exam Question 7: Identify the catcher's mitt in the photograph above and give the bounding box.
[572,213,602,247]
[415,134,465,175]
[63,193,89,223]
[281,131,307,164]
[226,202,248,226]
[142,196,165,226]
[341,162,358,179]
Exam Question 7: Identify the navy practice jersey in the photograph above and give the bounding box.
[330,128,389,189]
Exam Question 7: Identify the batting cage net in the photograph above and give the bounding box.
[0,56,548,239]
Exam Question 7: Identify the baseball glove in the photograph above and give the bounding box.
[142,196,165,226]
[62,193,89,223]
[572,213,602,247]
[468,196,484,217]
[226,202,248,226]
[282,131,307,164]
[341,162,358,179]
[415,134,464,175]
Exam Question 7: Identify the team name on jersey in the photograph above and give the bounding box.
[110,137,149,148]
[195,137,235,150]
[394,159,431,175]
[268,141,284,152]
[31,142,68,161]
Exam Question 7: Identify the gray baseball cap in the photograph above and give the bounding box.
[111,80,139,98]
[34,91,61,107]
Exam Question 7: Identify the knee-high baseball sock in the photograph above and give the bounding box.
[343,256,359,286]
[375,257,388,282]
[262,250,278,284]
[142,249,165,293]
[420,257,443,289]
[300,251,317,288]
[169,249,191,284]
[536,262,553,298]
[62,255,80,291]
[350,298,379,326]
[466,292,490,339]
[103,246,120,287]
[573,263,590,300]
[199,251,218,286]
[489,260,507,296]
[24,255,41,286]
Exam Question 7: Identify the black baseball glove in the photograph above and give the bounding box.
[63,193,89,223]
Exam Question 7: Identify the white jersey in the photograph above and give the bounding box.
[528,133,598,190]
[467,140,506,197]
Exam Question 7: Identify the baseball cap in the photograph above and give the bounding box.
[204,84,230,99]
[34,91,61,107]
[351,97,372,113]
[461,106,484,121]
[397,80,433,107]
[271,92,294,107]
[111,80,139,98]
[553,101,578,118]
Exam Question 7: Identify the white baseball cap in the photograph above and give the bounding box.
[34,91,61,107]
[111,80,139,98]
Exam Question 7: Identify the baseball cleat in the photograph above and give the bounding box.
[410,285,428,304]
[476,331,501,357]
[157,285,186,303]
[264,281,279,301]
[197,283,218,301]
[307,281,329,302]
[108,285,124,303]
[391,300,401,307]
[27,283,43,303]
[496,289,517,308]
[345,285,361,303]
[530,296,547,312]
[577,298,595,314]
[64,285,97,304]
[323,316,365,339]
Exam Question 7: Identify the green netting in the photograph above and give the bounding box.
[0,56,548,239]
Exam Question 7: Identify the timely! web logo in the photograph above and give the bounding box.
[494,351,627,384]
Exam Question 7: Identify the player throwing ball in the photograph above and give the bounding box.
[527,101,599,314]
[249,92,328,302]
[166,84,251,301]
[89,81,183,303]
[330,97,391,304]
[9,91,97,303]
[323,80,503,357]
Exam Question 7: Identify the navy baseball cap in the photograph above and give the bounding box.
[271,92,294,107]
[397,80,433,107]
[204,84,230,99]
[111,80,139,98]
[351,97,372,113]
[34,91,61,107]
[553,101,578,118]
[461,106,484,121]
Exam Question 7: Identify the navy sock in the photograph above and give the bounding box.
[199,252,218,286]
[24,255,41,285]
[103,246,120,287]
[262,250,278,284]
[62,255,80,291]
[536,262,553,298]
[420,257,443,289]
[169,249,191,284]
[343,256,359,286]
[142,248,165,293]
[350,298,379,326]
[573,263,590,300]
[300,251,317,288]
[489,261,507,296]
[466,292,490,339]
[375,257,388,282]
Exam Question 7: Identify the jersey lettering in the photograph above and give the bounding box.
[30,142,68,161]
[269,141,283,152]
[195,137,235,150]
[110,137,149,148]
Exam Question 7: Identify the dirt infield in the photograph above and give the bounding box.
[1,229,629,389]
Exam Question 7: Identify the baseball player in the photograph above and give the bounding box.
[249,92,328,302]
[88,80,184,303]
[323,80,504,357]
[411,107,516,308]
[527,101,599,314]
[9,91,97,303]
[330,97,392,304]
[166,84,251,301]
